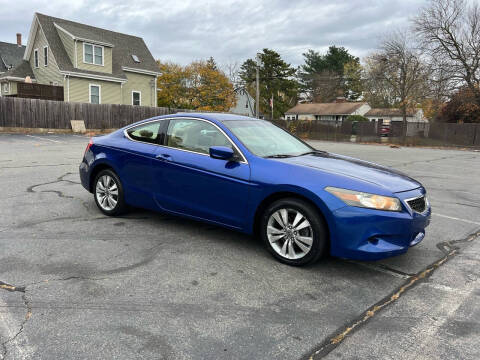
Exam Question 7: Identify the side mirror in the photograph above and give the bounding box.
[209,146,234,160]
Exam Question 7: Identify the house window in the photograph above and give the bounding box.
[3,83,9,94]
[34,49,39,68]
[89,84,101,104]
[84,43,103,65]
[131,54,140,63]
[132,91,141,106]
[43,46,48,66]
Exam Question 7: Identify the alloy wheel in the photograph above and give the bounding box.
[266,208,314,260]
[95,175,119,211]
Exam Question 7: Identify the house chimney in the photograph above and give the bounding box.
[16,33,22,46]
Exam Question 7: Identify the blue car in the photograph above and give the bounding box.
[80,113,431,266]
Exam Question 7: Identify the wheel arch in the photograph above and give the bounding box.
[89,162,116,192]
[252,190,332,248]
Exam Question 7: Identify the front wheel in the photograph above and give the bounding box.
[94,169,127,216]
[260,198,327,266]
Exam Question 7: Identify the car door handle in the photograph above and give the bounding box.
[155,153,172,161]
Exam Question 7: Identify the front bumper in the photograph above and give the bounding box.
[329,188,431,261]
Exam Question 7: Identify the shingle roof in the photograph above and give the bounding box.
[285,102,367,115]
[34,13,159,79]
[0,60,34,79]
[365,108,417,117]
[0,41,26,73]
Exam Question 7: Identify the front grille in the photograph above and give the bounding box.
[407,196,426,213]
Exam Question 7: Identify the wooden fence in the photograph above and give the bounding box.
[273,119,480,148]
[1,97,479,147]
[0,96,189,130]
[17,83,64,101]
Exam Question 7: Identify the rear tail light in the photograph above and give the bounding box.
[84,138,93,155]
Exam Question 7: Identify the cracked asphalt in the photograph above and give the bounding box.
[0,134,479,360]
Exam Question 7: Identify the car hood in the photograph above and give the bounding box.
[278,152,421,193]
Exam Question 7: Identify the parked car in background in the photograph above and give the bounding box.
[80,113,431,266]
[380,124,391,137]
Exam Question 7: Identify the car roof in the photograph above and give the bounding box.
[166,112,256,122]
[120,112,261,132]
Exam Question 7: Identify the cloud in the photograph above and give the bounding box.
[0,0,427,66]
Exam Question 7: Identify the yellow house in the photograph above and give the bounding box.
[0,13,160,106]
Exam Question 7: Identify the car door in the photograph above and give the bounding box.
[151,118,251,229]
[118,120,166,210]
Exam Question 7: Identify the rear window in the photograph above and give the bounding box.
[127,121,161,144]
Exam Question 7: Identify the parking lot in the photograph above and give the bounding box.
[0,133,479,360]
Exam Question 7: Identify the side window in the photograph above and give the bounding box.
[127,121,161,144]
[166,119,232,155]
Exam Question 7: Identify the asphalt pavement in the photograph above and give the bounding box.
[0,134,479,359]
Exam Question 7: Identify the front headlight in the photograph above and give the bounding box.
[325,186,402,211]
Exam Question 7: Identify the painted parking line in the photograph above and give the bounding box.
[345,260,412,279]
[25,134,62,143]
[433,213,480,226]
[72,135,90,138]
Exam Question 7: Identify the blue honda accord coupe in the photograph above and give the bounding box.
[79,113,431,266]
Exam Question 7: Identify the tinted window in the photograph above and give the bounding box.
[127,121,161,144]
[166,119,231,155]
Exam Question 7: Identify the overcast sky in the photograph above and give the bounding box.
[0,0,427,67]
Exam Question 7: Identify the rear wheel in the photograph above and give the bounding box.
[94,169,127,216]
[260,198,327,266]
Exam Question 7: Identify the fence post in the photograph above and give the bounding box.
[443,123,448,145]
[473,123,478,147]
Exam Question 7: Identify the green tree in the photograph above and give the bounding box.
[298,46,362,102]
[206,56,218,71]
[239,49,298,119]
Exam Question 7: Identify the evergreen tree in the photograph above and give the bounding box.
[298,46,362,102]
[239,49,298,119]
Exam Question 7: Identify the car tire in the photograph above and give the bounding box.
[260,198,327,266]
[93,169,127,216]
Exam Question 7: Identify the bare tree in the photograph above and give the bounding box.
[222,61,242,88]
[362,55,398,108]
[365,32,430,143]
[414,0,480,104]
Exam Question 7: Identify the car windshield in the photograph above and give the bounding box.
[223,120,313,158]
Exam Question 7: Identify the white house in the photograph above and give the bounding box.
[365,108,426,123]
[285,101,371,122]
[230,87,255,117]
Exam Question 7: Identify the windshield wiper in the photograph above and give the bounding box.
[265,154,294,158]
[298,150,327,156]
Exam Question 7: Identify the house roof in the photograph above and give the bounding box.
[0,41,26,73]
[0,60,35,80]
[365,108,418,117]
[285,102,367,115]
[234,87,254,100]
[28,13,160,80]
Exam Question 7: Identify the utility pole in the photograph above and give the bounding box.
[271,94,274,120]
[255,54,261,118]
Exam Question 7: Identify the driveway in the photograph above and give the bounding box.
[0,134,479,359]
